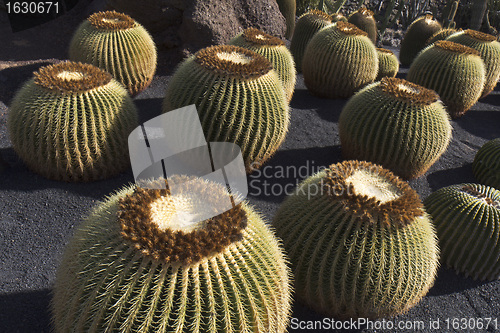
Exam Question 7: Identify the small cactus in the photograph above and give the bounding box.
[8,61,138,182]
[302,21,378,99]
[273,160,439,319]
[424,183,500,281]
[375,48,399,80]
[52,176,292,332]
[69,11,157,97]
[229,28,296,102]
[162,45,289,172]
[400,15,442,66]
[407,40,486,118]
[472,138,500,189]
[446,29,500,98]
[347,7,378,44]
[276,0,296,39]
[339,77,452,179]
[289,10,333,73]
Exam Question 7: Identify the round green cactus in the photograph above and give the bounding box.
[162,45,289,172]
[347,7,378,44]
[407,40,485,118]
[8,62,138,182]
[400,15,442,66]
[302,21,378,99]
[375,48,399,80]
[273,160,439,319]
[446,29,500,98]
[425,28,458,46]
[69,11,157,97]
[339,77,452,179]
[276,0,296,39]
[289,10,333,73]
[423,183,500,281]
[229,28,296,102]
[52,176,292,332]
[472,138,500,189]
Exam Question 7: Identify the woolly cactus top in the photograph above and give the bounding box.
[379,77,439,105]
[87,10,135,30]
[463,29,497,42]
[241,28,285,46]
[321,160,424,227]
[34,61,112,93]
[376,47,394,55]
[118,177,247,265]
[355,7,374,18]
[336,21,368,37]
[194,45,273,79]
[460,185,500,208]
[434,40,481,56]
[307,9,333,22]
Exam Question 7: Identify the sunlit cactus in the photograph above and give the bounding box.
[375,48,399,80]
[400,15,442,66]
[347,7,378,44]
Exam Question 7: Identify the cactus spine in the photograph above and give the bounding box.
[407,40,486,118]
[302,21,378,99]
[52,177,292,332]
[229,28,296,102]
[424,183,500,281]
[472,138,500,190]
[289,10,333,73]
[69,11,157,97]
[446,29,500,98]
[162,45,289,172]
[400,15,442,66]
[375,48,399,80]
[8,62,138,182]
[339,78,452,179]
[273,160,439,319]
[347,7,378,44]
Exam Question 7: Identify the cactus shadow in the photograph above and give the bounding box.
[0,288,53,333]
[134,97,164,124]
[427,266,490,296]
[291,302,362,333]
[453,109,500,141]
[426,164,476,192]
[291,88,347,123]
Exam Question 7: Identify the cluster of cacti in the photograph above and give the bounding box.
[339,77,452,179]
[347,7,378,44]
[472,138,500,189]
[52,177,292,332]
[229,28,296,102]
[8,61,138,182]
[399,15,442,66]
[375,48,399,80]
[424,183,500,281]
[425,28,458,46]
[407,40,485,118]
[162,45,289,172]
[289,10,333,73]
[69,10,157,97]
[446,29,500,98]
[276,0,296,39]
[273,160,439,319]
[302,21,378,99]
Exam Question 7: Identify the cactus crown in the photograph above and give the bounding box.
[379,77,439,105]
[336,21,368,37]
[464,29,497,42]
[376,47,394,55]
[331,12,346,21]
[321,160,424,226]
[308,9,333,22]
[194,45,273,79]
[241,28,285,46]
[33,61,112,93]
[118,177,247,265]
[461,185,500,208]
[435,40,481,56]
[356,7,374,18]
[87,10,135,30]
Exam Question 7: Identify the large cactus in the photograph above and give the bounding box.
[347,7,378,44]
[399,14,442,66]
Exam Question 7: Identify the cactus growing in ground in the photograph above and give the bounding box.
[229,28,296,102]
[302,21,378,99]
[424,183,500,281]
[273,160,439,319]
[8,62,138,182]
[52,176,292,332]
[446,29,500,98]
[347,7,378,44]
[399,15,442,66]
[69,11,157,97]
[425,28,458,46]
[472,138,500,189]
[339,77,452,179]
[407,40,486,118]
[375,48,399,80]
[162,45,289,172]
[276,0,296,39]
[289,10,333,73]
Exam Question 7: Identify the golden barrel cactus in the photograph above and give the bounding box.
[400,15,442,66]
